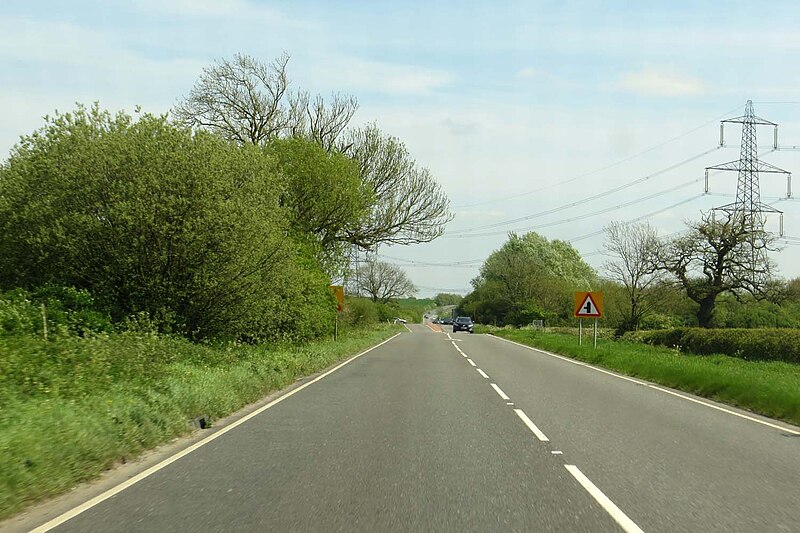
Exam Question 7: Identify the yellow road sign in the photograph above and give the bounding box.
[574,291,603,318]
[330,285,344,312]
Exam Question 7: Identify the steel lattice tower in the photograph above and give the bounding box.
[704,100,792,272]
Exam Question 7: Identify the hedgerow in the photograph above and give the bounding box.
[623,328,800,363]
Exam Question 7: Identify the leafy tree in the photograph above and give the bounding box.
[655,211,777,328]
[464,232,596,326]
[175,54,453,251]
[266,137,371,271]
[603,221,662,332]
[0,104,334,341]
[354,257,416,303]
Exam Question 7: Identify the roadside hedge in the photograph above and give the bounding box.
[623,328,800,364]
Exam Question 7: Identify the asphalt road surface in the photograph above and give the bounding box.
[20,324,800,532]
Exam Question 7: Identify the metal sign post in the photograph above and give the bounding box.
[593,318,598,349]
[578,318,582,345]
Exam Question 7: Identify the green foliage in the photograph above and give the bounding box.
[462,232,596,326]
[0,287,112,338]
[0,325,397,518]
[433,293,462,306]
[624,327,800,363]
[0,104,336,342]
[341,296,422,326]
[266,137,370,270]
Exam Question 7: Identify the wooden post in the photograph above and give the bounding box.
[41,303,48,341]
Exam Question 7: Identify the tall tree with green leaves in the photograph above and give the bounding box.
[462,232,596,325]
[656,211,777,328]
[0,104,335,341]
[175,54,452,252]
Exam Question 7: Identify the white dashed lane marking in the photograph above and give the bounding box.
[514,409,549,442]
[491,383,510,400]
[565,465,644,533]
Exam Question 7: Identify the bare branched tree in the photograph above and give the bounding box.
[174,53,358,149]
[174,53,292,144]
[603,221,662,331]
[655,211,778,327]
[356,257,416,303]
[175,54,451,251]
[340,124,453,248]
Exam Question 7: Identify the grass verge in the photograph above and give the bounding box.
[477,326,800,427]
[0,325,399,520]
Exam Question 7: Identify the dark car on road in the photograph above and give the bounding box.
[452,316,474,333]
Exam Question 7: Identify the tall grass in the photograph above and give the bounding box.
[0,325,397,519]
[478,326,800,427]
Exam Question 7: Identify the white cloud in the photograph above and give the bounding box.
[517,67,542,79]
[617,67,706,97]
[311,57,453,95]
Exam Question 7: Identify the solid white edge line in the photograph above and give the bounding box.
[466,358,477,367]
[476,368,489,379]
[513,409,549,441]
[403,323,412,333]
[491,383,510,400]
[29,332,403,533]
[565,465,644,533]
[647,384,800,435]
[488,334,800,436]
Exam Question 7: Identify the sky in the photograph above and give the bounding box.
[3,0,800,297]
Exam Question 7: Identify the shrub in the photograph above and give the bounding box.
[624,328,800,363]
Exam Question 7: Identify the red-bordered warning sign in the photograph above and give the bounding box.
[574,291,603,318]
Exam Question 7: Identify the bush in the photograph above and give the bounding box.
[0,287,112,338]
[624,328,800,363]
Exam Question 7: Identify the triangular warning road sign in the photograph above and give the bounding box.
[575,293,601,317]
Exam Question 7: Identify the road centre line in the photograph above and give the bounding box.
[514,409,549,441]
[491,383,511,400]
[565,465,644,533]
[29,333,403,533]
[489,334,800,436]
[476,368,489,379]
[466,358,477,367]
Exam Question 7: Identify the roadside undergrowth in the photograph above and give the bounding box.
[0,325,398,520]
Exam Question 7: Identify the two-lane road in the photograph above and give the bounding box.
[16,325,800,532]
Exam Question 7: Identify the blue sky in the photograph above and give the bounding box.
[3,1,800,296]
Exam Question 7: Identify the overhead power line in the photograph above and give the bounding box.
[567,194,706,243]
[453,106,741,210]
[447,147,719,235]
[445,178,702,239]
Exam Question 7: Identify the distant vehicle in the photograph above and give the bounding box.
[441,317,454,325]
[452,316,474,333]
[432,317,441,324]
[393,317,407,324]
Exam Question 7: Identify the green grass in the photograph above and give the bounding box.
[393,297,435,312]
[477,326,800,427]
[0,325,399,519]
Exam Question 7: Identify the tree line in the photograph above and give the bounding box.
[0,54,450,341]
[458,210,800,331]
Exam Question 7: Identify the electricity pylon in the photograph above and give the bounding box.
[704,100,792,273]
